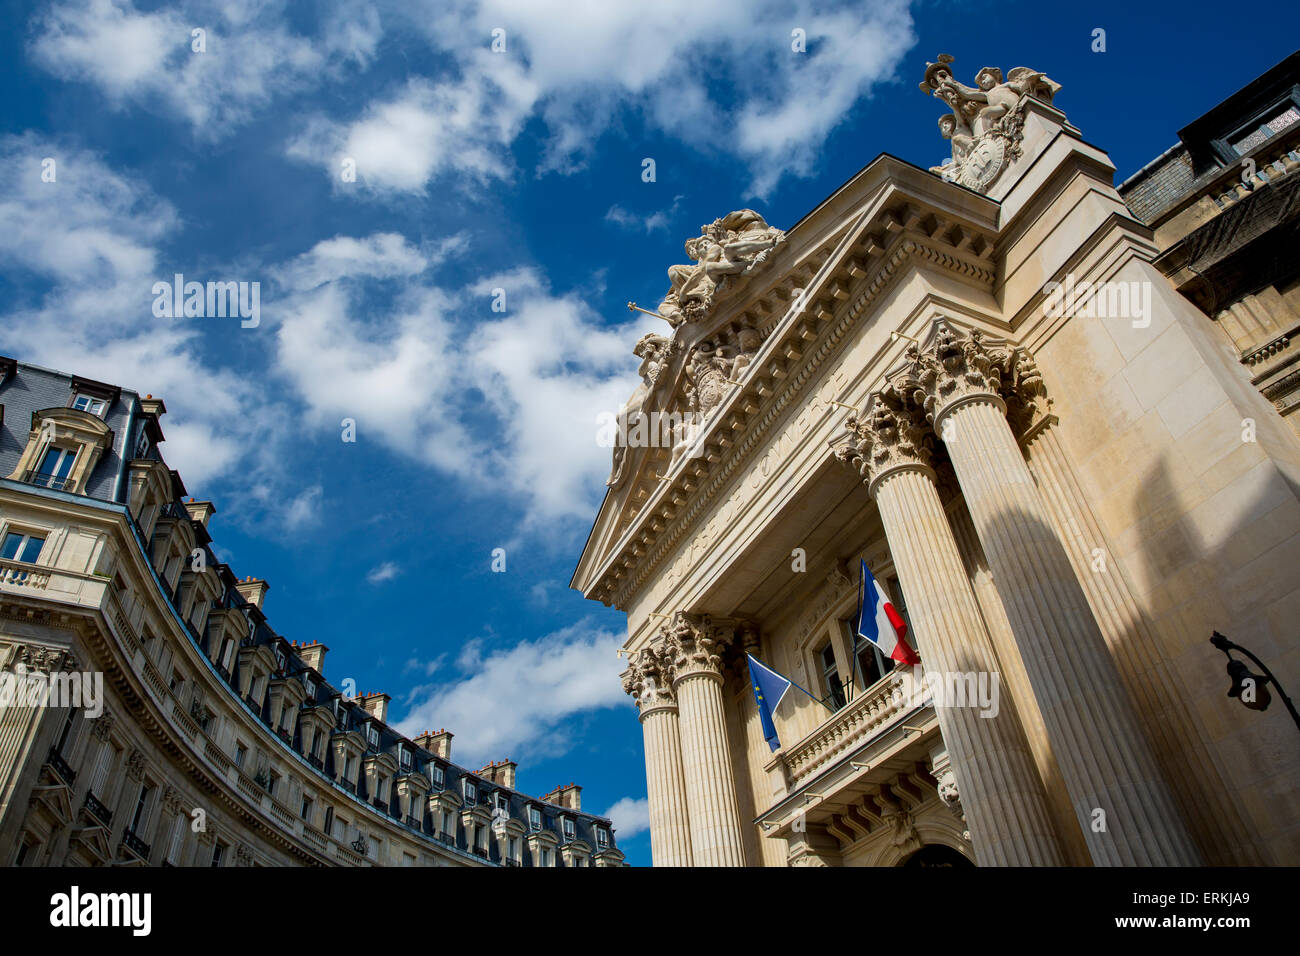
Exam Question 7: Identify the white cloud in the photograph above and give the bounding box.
[367,560,401,584]
[272,245,659,530]
[604,796,650,838]
[286,64,538,193]
[393,622,626,766]
[605,204,670,234]
[283,484,323,530]
[0,134,289,501]
[285,0,916,197]
[30,0,330,137]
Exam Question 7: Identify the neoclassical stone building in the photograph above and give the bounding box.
[574,52,1300,866]
[0,360,623,867]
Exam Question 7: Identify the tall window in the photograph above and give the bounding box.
[1,531,45,564]
[301,795,313,822]
[211,841,225,868]
[55,710,76,755]
[32,446,77,490]
[131,783,152,833]
[322,806,334,837]
[820,643,846,710]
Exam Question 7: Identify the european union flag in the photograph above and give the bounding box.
[747,654,793,752]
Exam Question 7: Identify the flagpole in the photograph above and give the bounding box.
[754,658,842,717]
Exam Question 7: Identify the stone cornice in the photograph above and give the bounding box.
[593,208,996,609]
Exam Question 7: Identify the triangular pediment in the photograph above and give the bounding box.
[574,157,1000,608]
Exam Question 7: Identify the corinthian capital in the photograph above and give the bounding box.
[621,641,678,713]
[901,322,1011,425]
[661,611,733,682]
[832,385,935,496]
[1001,347,1055,441]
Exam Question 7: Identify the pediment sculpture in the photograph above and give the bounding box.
[657,210,785,328]
[921,54,1061,192]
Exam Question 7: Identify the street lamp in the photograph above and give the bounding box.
[1209,631,1299,731]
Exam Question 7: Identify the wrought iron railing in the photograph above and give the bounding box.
[121,828,151,859]
[83,791,112,826]
[46,747,76,785]
[24,470,72,491]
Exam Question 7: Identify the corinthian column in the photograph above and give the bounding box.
[663,613,747,866]
[835,391,1064,866]
[904,321,1199,866]
[621,644,693,866]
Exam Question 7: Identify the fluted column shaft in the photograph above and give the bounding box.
[871,464,1065,865]
[638,703,694,866]
[938,393,1200,865]
[1025,422,1264,864]
[673,669,747,866]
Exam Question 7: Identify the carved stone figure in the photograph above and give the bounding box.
[921,54,1061,192]
[607,332,675,489]
[657,210,785,327]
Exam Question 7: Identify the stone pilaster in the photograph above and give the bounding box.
[663,613,747,866]
[621,643,693,866]
[909,321,1200,865]
[1022,416,1267,864]
[835,388,1064,865]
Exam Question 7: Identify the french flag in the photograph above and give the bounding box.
[856,560,921,666]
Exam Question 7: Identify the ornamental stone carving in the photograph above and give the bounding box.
[1001,347,1054,441]
[920,54,1061,192]
[162,786,183,815]
[235,843,253,866]
[661,612,734,682]
[10,643,77,674]
[621,642,678,713]
[126,748,145,781]
[833,385,935,494]
[607,332,677,489]
[894,322,1010,427]
[658,210,785,328]
[91,711,115,741]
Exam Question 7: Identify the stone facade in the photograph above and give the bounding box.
[574,52,1300,866]
[0,362,623,868]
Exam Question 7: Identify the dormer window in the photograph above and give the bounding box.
[596,826,609,850]
[365,723,380,749]
[562,817,575,842]
[273,646,287,673]
[528,806,542,831]
[429,764,445,788]
[399,745,412,770]
[71,394,107,417]
[134,430,150,459]
[302,676,315,701]
[31,446,77,491]
[494,791,509,814]
[463,779,477,802]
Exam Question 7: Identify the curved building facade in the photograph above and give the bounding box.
[0,360,623,867]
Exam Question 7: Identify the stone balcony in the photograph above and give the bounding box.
[768,668,924,793]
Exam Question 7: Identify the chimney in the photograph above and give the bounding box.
[139,394,167,419]
[415,729,453,760]
[478,760,517,789]
[234,576,270,609]
[184,498,217,528]
[298,640,328,674]
[359,691,390,724]
[544,783,582,811]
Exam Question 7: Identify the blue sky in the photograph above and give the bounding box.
[1,0,1296,866]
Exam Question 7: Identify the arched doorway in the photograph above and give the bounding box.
[899,844,974,867]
